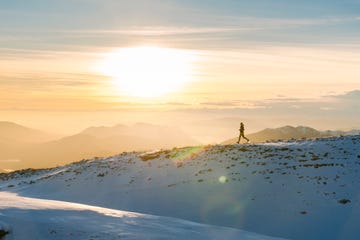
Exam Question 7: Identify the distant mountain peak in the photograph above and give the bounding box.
[0,121,29,129]
[0,121,56,143]
[222,125,358,144]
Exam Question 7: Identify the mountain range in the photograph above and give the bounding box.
[0,121,358,171]
[0,121,198,171]
[222,125,359,144]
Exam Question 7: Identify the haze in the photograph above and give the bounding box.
[1,0,359,142]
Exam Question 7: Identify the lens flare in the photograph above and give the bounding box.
[200,193,246,227]
[218,176,228,183]
[171,146,209,166]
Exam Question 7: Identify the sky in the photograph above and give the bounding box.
[0,0,359,139]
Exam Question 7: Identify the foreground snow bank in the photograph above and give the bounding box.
[0,192,286,240]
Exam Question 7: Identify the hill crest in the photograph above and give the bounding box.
[222,125,359,144]
[1,135,360,240]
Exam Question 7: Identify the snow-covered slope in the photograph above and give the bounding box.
[1,135,359,240]
[0,192,285,240]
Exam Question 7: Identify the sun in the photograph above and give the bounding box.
[99,46,195,97]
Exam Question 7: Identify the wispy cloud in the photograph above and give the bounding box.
[200,101,239,107]
[0,72,107,92]
[1,14,358,54]
[1,15,356,37]
[0,25,259,37]
[62,26,259,36]
[0,47,100,61]
[325,90,360,100]
[261,90,360,111]
[189,90,360,112]
[199,100,265,109]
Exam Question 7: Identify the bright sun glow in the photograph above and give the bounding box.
[99,46,195,97]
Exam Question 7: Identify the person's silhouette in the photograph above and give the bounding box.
[237,122,249,143]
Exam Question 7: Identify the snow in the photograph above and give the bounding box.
[1,135,359,240]
[0,192,285,240]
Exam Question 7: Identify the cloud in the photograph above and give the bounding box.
[173,90,360,133]
[289,105,302,109]
[258,90,360,117]
[188,90,360,116]
[264,97,305,102]
[165,102,191,106]
[200,101,239,107]
[328,90,360,100]
[0,72,105,89]
[199,101,265,109]
[1,15,355,38]
[268,91,357,105]
[0,26,260,41]
[0,47,99,60]
[61,26,258,36]
[320,107,334,111]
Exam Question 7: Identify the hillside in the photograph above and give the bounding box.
[1,135,359,239]
[222,125,358,144]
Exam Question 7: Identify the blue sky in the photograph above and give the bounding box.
[1,0,360,50]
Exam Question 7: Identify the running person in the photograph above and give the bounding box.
[237,122,249,143]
